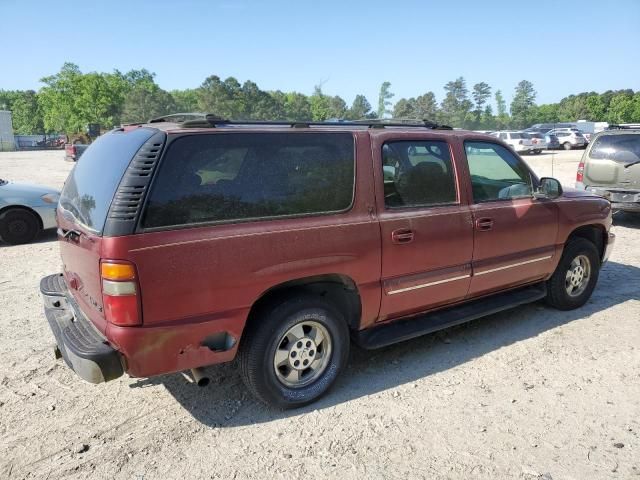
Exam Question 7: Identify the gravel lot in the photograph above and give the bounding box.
[1,149,639,480]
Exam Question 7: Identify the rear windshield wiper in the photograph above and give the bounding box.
[624,160,640,168]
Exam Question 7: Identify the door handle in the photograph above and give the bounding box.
[475,218,494,231]
[391,229,414,244]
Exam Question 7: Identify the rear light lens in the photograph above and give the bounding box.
[577,160,585,182]
[100,260,141,326]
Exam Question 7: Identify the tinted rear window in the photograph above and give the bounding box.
[589,134,640,163]
[142,133,355,229]
[59,128,156,233]
[510,133,523,139]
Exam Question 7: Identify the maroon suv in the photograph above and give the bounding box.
[41,115,615,408]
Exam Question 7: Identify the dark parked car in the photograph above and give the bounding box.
[64,143,89,162]
[41,115,615,408]
[545,133,561,149]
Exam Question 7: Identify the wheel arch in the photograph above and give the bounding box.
[566,224,606,260]
[245,274,363,334]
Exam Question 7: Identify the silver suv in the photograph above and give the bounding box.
[576,127,640,212]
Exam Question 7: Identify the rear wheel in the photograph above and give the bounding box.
[0,208,41,245]
[534,149,542,155]
[239,294,350,409]
[546,238,600,310]
[563,142,572,150]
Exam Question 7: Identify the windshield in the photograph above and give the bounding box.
[59,128,156,233]
[589,134,640,164]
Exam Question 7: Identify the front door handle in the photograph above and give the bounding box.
[475,218,494,231]
[391,228,414,244]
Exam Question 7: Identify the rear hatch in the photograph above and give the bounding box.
[583,132,640,189]
[57,127,161,334]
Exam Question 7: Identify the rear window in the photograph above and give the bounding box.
[142,132,355,229]
[59,128,156,233]
[510,133,524,139]
[589,134,640,163]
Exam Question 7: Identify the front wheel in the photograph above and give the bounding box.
[546,238,600,310]
[239,294,350,409]
[0,208,41,245]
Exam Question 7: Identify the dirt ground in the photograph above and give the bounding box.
[1,149,639,480]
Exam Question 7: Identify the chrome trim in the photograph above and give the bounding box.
[387,274,471,295]
[474,255,552,276]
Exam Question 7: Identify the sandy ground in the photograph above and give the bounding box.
[0,149,639,480]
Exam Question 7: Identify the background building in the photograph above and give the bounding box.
[0,110,15,151]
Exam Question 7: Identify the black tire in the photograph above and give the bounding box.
[239,294,350,409]
[534,149,542,155]
[546,238,600,310]
[563,142,572,150]
[0,208,41,245]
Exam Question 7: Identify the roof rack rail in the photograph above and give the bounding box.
[607,123,640,130]
[163,114,453,130]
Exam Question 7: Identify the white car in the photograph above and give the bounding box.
[491,131,533,154]
[548,128,588,150]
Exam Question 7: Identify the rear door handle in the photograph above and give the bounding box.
[475,218,494,231]
[391,228,414,244]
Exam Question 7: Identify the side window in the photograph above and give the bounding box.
[142,133,355,229]
[499,133,507,140]
[464,141,533,202]
[382,140,457,208]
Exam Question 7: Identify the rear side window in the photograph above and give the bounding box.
[59,128,156,233]
[382,140,457,208]
[142,133,355,229]
[589,134,640,163]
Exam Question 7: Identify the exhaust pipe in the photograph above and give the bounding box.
[190,367,210,387]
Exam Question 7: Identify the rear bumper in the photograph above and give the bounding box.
[581,186,640,212]
[40,274,124,383]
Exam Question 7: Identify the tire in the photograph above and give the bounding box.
[534,149,542,155]
[546,238,600,310]
[0,208,41,245]
[239,294,350,409]
[563,142,572,150]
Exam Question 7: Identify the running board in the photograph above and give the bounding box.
[355,283,547,350]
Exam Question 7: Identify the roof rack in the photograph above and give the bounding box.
[148,113,452,130]
[607,123,640,130]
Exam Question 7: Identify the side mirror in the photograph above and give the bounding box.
[534,177,563,200]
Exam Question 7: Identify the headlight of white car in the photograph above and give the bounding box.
[41,193,60,204]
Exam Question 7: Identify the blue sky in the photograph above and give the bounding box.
[1,0,639,108]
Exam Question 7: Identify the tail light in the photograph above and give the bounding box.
[576,160,585,182]
[100,260,141,326]
[71,145,77,155]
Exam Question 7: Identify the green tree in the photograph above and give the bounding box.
[377,81,394,118]
[441,77,472,127]
[510,80,537,129]
[10,90,43,134]
[472,82,491,125]
[327,95,347,119]
[282,92,312,120]
[122,84,176,123]
[494,90,510,129]
[310,85,332,121]
[392,98,416,118]
[171,88,199,112]
[607,93,635,123]
[38,62,84,134]
[346,94,373,119]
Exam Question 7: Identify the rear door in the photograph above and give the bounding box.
[373,133,473,321]
[462,140,558,297]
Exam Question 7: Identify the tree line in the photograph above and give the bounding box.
[1,62,640,136]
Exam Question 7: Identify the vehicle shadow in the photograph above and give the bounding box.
[0,228,57,248]
[152,260,639,427]
[613,212,640,228]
